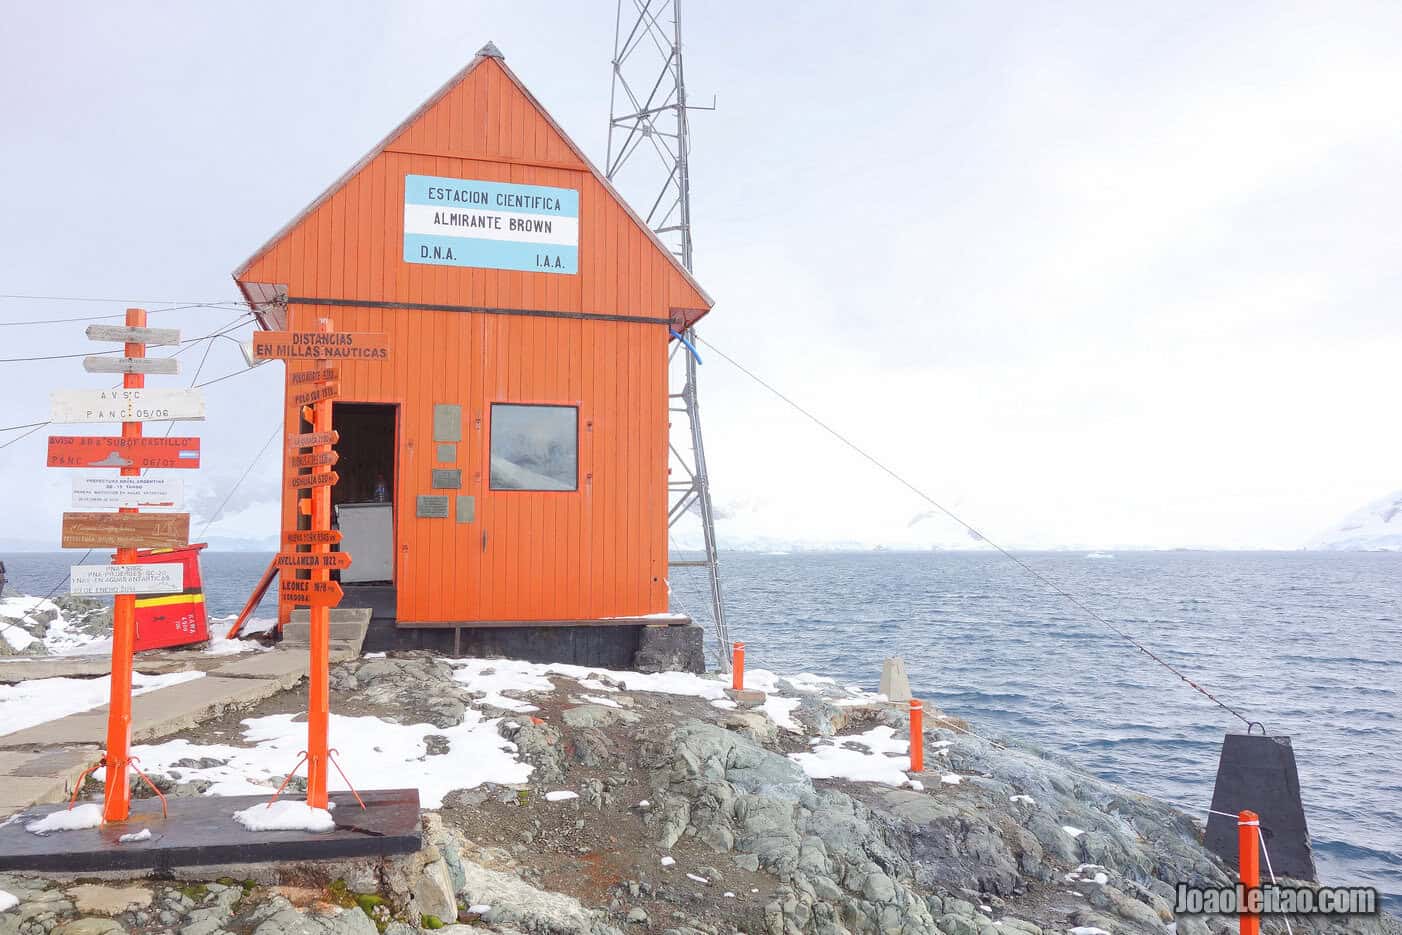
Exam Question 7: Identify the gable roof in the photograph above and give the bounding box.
[233,42,712,318]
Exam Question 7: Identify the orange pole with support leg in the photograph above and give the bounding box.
[732,641,744,691]
[1238,809,1261,935]
[909,699,924,773]
[304,318,334,809]
[102,307,145,822]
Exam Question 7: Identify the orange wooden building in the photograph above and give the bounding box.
[234,44,712,646]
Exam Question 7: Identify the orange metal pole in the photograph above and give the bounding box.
[909,699,924,773]
[102,307,145,822]
[305,318,334,809]
[732,641,744,691]
[1238,809,1261,935]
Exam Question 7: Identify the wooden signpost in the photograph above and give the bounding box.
[47,435,200,469]
[258,317,389,810]
[83,356,180,376]
[47,308,198,824]
[50,387,206,424]
[61,511,190,549]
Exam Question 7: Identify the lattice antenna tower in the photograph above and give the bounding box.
[605,0,729,668]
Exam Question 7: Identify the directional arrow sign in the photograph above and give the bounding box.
[61,512,189,549]
[279,578,344,607]
[252,331,389,362]
[290,383,338,406]
[288,450,339,469]
[47,436,200,469]
[72,476,183,510]
[288,430,339,448]
[287,470,338,490]
[83,356,179,375]
[85,324,181,346]
[70,562,184,597]
[274,551,352,570]
[283,529,342,546]
[51,388,205,424]
[289,367,339,385]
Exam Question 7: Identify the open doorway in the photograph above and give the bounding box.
[332,403,396,585]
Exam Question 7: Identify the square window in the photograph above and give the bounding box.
[489,404,578,491]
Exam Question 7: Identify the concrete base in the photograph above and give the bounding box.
[0,789,421,872]
[635,623,705,674]
[284,608,371,656]
[368,618,702,671]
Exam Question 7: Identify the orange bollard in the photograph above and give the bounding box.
[909,699,924,773]
[732,641,745,691]
[1238,810,1261,935]
[304,319,335,810]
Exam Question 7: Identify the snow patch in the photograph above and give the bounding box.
[26,803,103,834]
[1009,794,1036,805]
[1062,825,1087,838]
[233,800,335,832]
[789,726,911,786]
[119,828,153,843]
[582,694,622,709]
[940,773,962,785]
[686,873,709,884]
[0,890,18,912]
[544,791,578,802]
[660,856,676,866]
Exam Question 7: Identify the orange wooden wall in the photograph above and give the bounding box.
[236,53,710,623]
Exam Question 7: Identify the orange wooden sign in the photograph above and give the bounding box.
[279,578,344,607]
[288,430,339,448]
[47,436,200,470]
[291,383,338,406]
[253,331,389,362]
[289,450,339,469]
[274,551,352,570]
[284,529,343,546]
[61,512,190,549]
[289,367,339,385]
[287,471,339,490]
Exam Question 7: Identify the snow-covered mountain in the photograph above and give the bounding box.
[1308,490,1402,551]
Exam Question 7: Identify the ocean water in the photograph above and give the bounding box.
[3,549,1398,907]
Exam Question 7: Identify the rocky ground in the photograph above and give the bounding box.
[0,594,113,656]
[3,651,1398,935]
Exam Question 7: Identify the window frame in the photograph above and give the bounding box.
[486,401,581,493]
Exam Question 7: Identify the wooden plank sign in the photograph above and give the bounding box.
[284,529,342,546]
[83,356,180,375]
[72,476,183,510]
[289,367,338,385]
[47,435,200,469]
[51,388,205,424]
[252,331,389,362]
[274,551,352,570]
[85,324,180,346]
[70,562,184,597]
[61,512,189,549]
[290,383,338,406]
[288,430,339,448]
[289,450,338,469]
[287,471,339,490]
[279,579,344,607]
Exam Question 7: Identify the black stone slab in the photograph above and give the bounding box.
[0,788,420,872]
[1205,733,1317,881]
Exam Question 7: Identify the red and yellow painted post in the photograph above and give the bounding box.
[731,641,745,691]
[102,308,145,822]
[1238,810,1261,935]
[909,699,924,773]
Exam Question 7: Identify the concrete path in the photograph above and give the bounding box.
[0,614,371,817]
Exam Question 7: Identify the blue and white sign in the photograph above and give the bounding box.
[403,175,579,275]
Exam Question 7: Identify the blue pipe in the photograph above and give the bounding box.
[670,329,703,364]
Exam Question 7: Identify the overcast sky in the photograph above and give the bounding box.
[2,1,1400,550]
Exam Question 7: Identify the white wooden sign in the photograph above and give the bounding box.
[82,356,180,375]
[71,476,184,510]
[50,388,206,424]
[70,563,184,597]
[85,324,181,346]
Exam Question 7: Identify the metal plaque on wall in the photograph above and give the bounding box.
[436,443,456,463]
[456,495,475,523]
[432,404,461,442]
[431,469,462,489]
[416,495,450,519]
